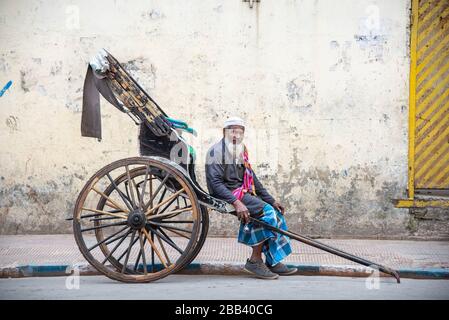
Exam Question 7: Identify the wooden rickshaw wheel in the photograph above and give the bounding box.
[93,165,209,274]
[73,157,205,283]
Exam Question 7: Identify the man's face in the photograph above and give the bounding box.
[223,125,245,145]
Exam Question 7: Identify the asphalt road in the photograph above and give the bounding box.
[1,275,448,300]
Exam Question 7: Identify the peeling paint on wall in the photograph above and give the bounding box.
[354,34,388,63]
[329,41,352,71]
[141,9,165,20]
[123,57,157,90]
[286,75,317,111]
[5,115,18,132]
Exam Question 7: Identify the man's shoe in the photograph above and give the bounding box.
[266,262,298,275]
[244,259,279,280]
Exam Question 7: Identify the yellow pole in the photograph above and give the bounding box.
[408,0,419,199]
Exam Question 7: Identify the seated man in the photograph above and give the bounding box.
[205,116,297,279]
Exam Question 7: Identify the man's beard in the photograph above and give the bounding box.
[224,137,244,165]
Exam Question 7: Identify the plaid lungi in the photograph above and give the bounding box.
[237,203,292,266]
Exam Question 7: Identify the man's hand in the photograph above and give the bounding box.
[233,199,250,224]
[273,201,285,215]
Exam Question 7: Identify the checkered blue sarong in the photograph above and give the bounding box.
[237,203,292,266]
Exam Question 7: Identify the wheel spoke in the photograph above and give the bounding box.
[153,187,168,215]
[155,232,172,265]
[151,231,155,272]
[147,206,192,221]
[79,213,106,220]
[106,173,133,211]
[90,216,123,222]
[121,230,137,273]
[146,188,185,216]
[125,165,138,209]
[140,232,148,274]
[101,230,132,264]
[156,220,194,224]
[134,232,147,274]
[141,228,169,268]
[151,226,184,254]
[81,207,127,220]
[81,221,127,232]
[149,173,153,207]
[157,225,191,239]
[104,229,131,246]
[143,174,170,211]
[151,222,192,234]
[135,182,142,204]
[139,165,151,208]
[95,209,124,214]
[117,232,140,262]
[104,201,121,211]
[155,190,181,216]
[88,226,129,251]
[91,187,129,214]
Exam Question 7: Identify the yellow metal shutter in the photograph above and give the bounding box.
[414,0,449,191]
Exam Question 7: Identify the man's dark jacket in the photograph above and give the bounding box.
[205,138,276,216]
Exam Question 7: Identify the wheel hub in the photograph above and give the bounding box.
[127,210,147,229]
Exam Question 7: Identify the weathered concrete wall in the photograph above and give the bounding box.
[1,0,443,238]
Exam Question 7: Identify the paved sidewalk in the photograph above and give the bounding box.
[1,235,448,279]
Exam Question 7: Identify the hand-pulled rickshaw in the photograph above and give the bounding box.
[71,50,400,283]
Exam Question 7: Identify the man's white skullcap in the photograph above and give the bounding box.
[223,116,245,129]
